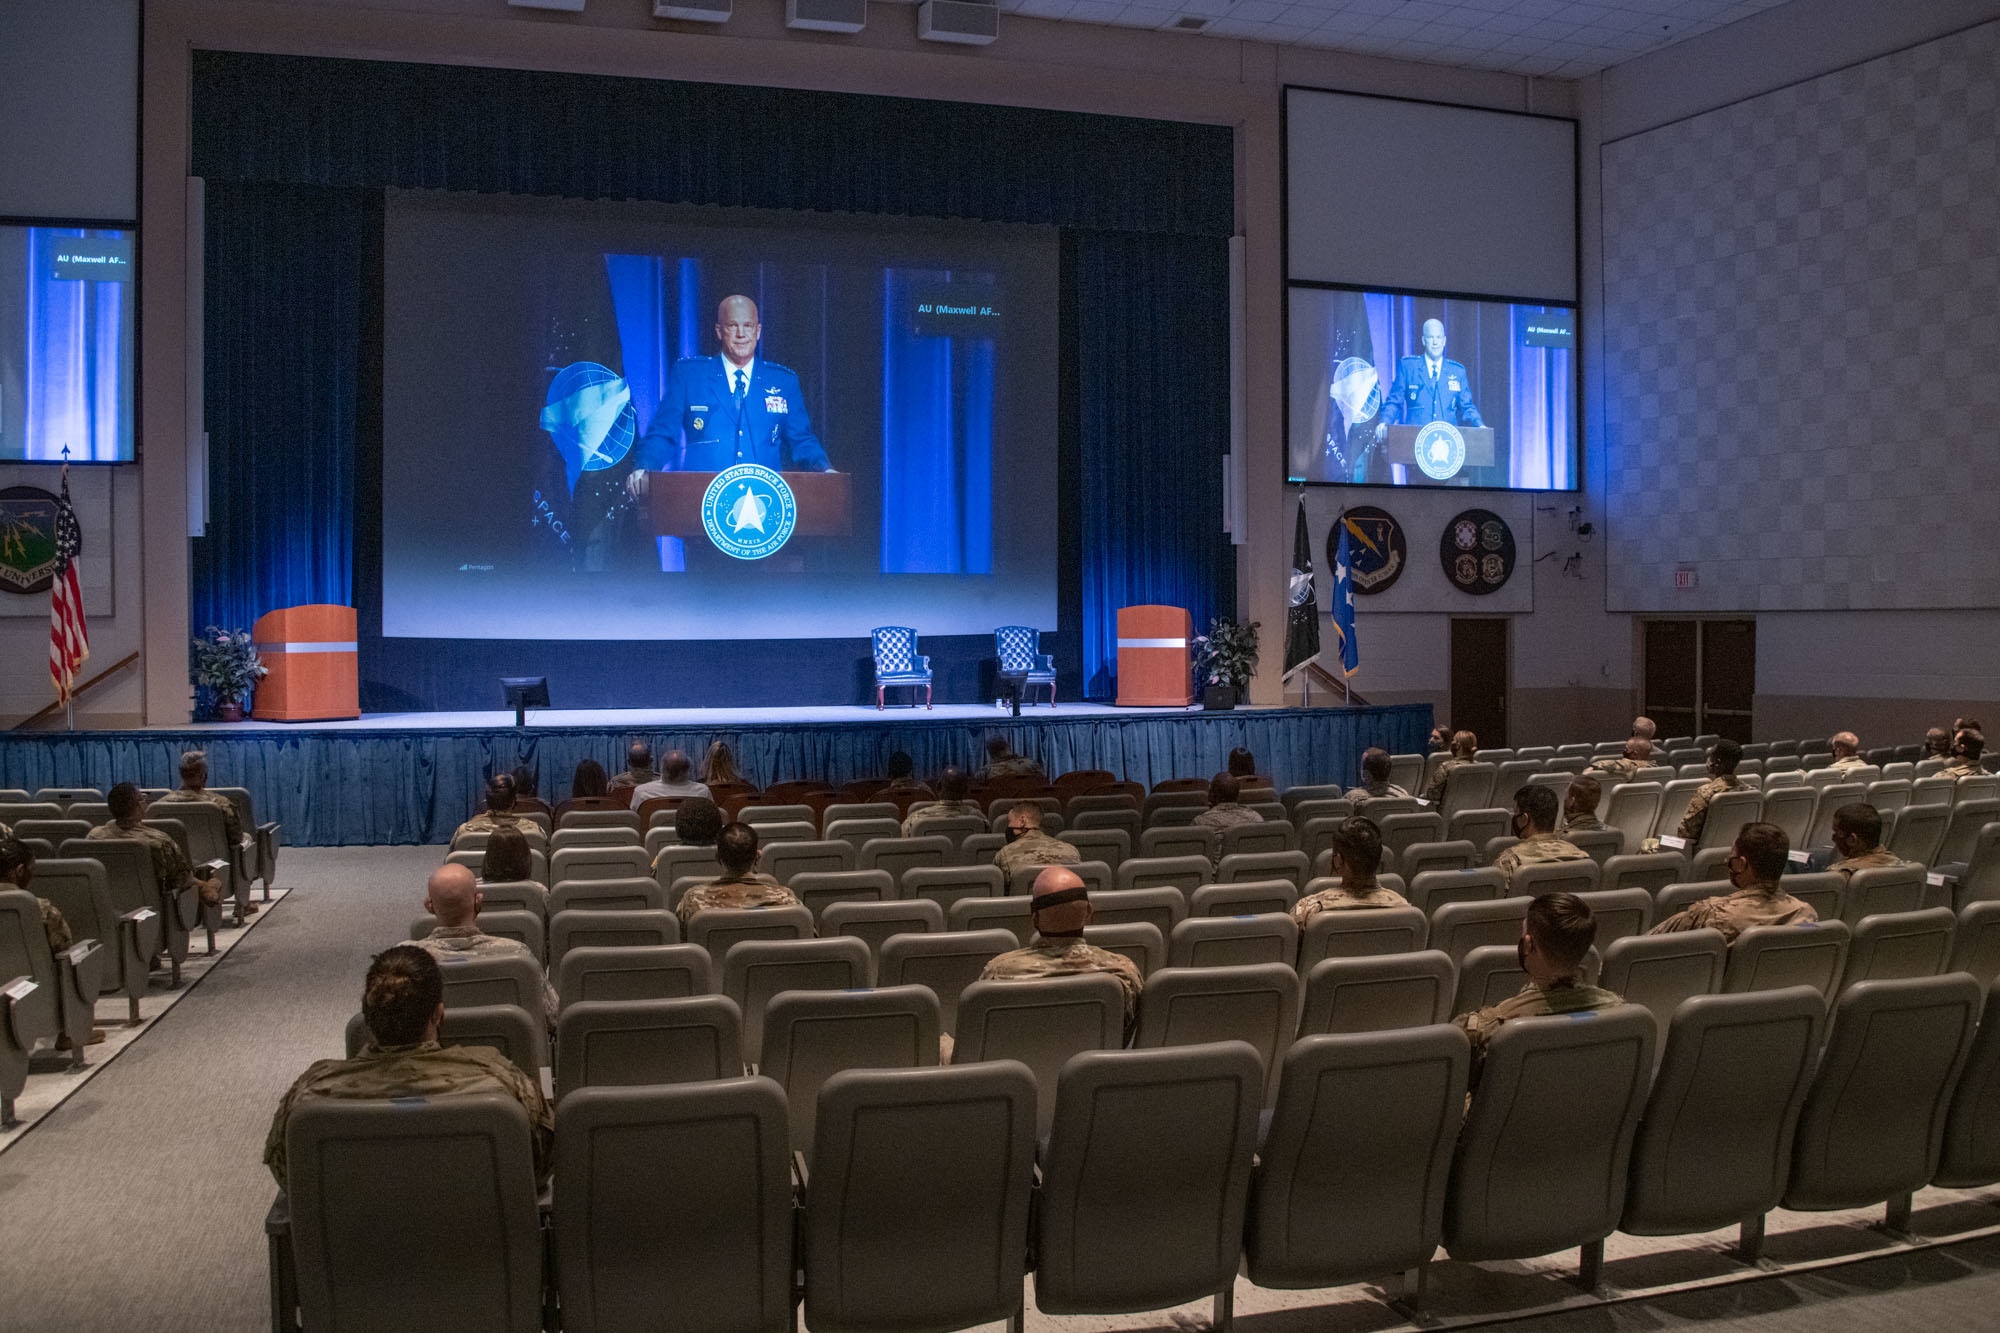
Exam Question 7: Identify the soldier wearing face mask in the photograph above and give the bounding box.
[992,801,1079,879]
[1491,784,1591,892]
[1453,892,1621,1089]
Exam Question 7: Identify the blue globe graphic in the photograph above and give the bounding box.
[543,361,635,473]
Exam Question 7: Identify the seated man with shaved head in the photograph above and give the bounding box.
[404,863,557,1026]
[632,749,711,805]
[978,867,1143,1036]
[1586,737,1657,784]
[1827,803,1902,878]
[1561,775,1604,834]
[1826,731,1868,772]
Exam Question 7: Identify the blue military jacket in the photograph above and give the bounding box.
[1381,355,1484,428]
[635,355,832,473]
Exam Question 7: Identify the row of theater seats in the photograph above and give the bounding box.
[271,972,2000,1332]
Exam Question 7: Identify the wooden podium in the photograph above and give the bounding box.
[647,471,853,537]
[1383,425,1494,476]
[1115,605,1194,707]
[250,605,360,721]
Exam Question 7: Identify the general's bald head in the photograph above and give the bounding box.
[1029,866,1091,935]
[426,863,480,927]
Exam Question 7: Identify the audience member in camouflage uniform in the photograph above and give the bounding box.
[1630,716,1657,742]
[1585,738,1656,784]
[1419,731,1478,805]
[453,773,536,842]
[1676,739,1746,843]
[1,838,101,1046]
[1292,817,1407,927]
[1192,773,1263,865]
[1826,804,1902,879]
[1345,748,1410,803]
[153,748,257,914]
[1924,727,1952,763]
[1941,729,1986,780]
[902,766,982,836]
[1455,891,1621,1089]
[676,822,801,927]
[606,742,660,803]
[880,751,929,796]
[993,803,1080,880]
[88,782,223,908]
[1650,822,1816,941]
[405,863,558,1024]
[264,945,552,1187]
[1826,732,1870,772]
[979,736,1045,781]
[1492,785,1591,891]
[1561,775,1604,834]
[977,867,1142,1036]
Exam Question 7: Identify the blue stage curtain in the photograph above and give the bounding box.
[1073,230,1236,700]
[0,705,1428,846]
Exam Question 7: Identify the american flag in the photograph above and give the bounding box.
[49,463,90,704]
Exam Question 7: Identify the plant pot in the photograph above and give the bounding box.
[1202,685,1238,712]
[216,699,246,722]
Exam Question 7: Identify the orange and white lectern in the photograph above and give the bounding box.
[1115,605,1194,707]
[251,605,360,722]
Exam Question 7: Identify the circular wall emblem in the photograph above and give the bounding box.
[702,464,798,560]
[1439,508,1515,594]
[0,486,66,595]
[1412,421,1467,481]
[1329,505,1407,596]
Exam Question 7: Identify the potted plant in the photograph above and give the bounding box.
[192,626,268,722]
[1192,617,1259,710]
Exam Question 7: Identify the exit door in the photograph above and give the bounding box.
[1451,619,1508,748]
[1642,619,1755,742]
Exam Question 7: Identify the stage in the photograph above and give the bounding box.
[0,702,1430,847]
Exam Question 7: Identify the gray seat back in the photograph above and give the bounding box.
[1065,827,1130,868]
[1219,821,1298,860]
[877,929,1016,1030]
[900,864,1004,912]
[1451,944,1598,1018]
[549,877,664,915]
[33,856,154,999]
[1405,867,1502,915]
[1779,871,1845,924]
[1216,849,1309,889]
[1428,898,1531,967]
[553,1079,792,1333]
[546,826,635,854]
[0,889,60,1071]
[945,896,1034,945]
[1440,763,1498,818]
[651,845,722,890]
[1953,824,2000,908]
[1386,754,1424,793]
[685,904,813,970]
[1839,908,1955,992]
[548,910,676,968]
[550,845,651,883]
[857,835,950,885]
[559,809,643,833]
[824,802,899,826]
[1783,974,1982,1211]
[1622,987,1825,1235]
[1949,901,2000,984]
[789,869,895,921]
[286,1093,542,1333]
[1378,812,1447,862]
[1804,784,1869,850]
[1758,785,1817,847]
[435,952,545,1019]
[473,882,548,920]
[555,944,710,1007]
[721,936,873,1063]
[1081,922,1166,977]
[1866,778,1913,814]
[1086,886,1187,937]
[1936,983,2000,1189]
[1653,779,1708,839]
[1167,913,1297,968]
[1034,1042,1262,1316]
[761,839,858,885]
[1133,963,1301,1104]
[1721,921,1852,1001]
[1189,879,1296,918]
[1442,1005,1656,1261]
[1603,783,1663,851]
[1245,1026,1469,1288]
[554,996,745,1097]
[1137,825,1212,861]
[1841,864,1931,924]
[1599,930,1728,1038]
[1401,839,1480,881]
[954,974,1126,1135]
[1600,851,1685,896]
[759,985,940,1155]
[1937,802,2000,868]
[1297,904,1428,968]
[805,1062,1037,1333]
[821,899,944,955]
[1298,951,1455,1035]
[1115,854,1209,895]
[1507,858,1602,898]
[1573,888,1655,941]
[1568,829,1625,865]
[1887,802,1950,864]
[1006,860,1113,897]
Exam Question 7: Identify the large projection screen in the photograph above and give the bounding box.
[1286,88,1577,304]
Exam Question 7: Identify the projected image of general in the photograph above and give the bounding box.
[1286,287,1576,490]
[381,192,1057,640]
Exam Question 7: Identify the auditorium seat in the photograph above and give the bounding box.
[787,869,892,921]
[33,856,155,1025]
[1598,931,1727,1039]
[1190,880,1296,919]
[1083,921,1167,977]
[1438,763,1498,819]
[1447,809,1513,858]
[1948,901,2000,984]
[1386,754,1424,794]
[1294,816,1348,866]
[959,832,1005,865]
[820,898,943,956]
[876,930,1016,1030]
[448,847,548,886]
[1297,902,1426,969]
[946,896,1034,945]
[1783,973,1982,1228]
[1377,812,1446,863]
[1773,870,1844,924]
[548,826,639,854]
[1216,849,1309,891]
[1495,759,1542,791]
[1168,913,1297,968]
[1115,854,1210,895]
[1219,821,1297,859]
[1758,785,1815,847]
[1134,963,1300,1104]
[1068,808,1141,847]
[1442,1004,1654,1286]
[558,808,643,835]
[686,905,813,970]
[820,801,897,829]
[1085,887,1186,939]
[740,802,819,831]
[1909,774,1957,806]
[554,1080,793,1333]
[649,845,722,892]
[1841,863,1935,924]
[1944,824,2000,908]
[1297,951,1453,1035]
[1428,898,1531,968]
[1034,1042,1261,1325]
[1721,921,1851,1002]
[1452,945,1601,1019]
[1689,789,1762,854]
[1652,779,1707,839]
[0,889,88,1105]
[1246,1026,1467,1312]
[632,797,684,830]
[900,864,1002,913]
[761,985,940,1155]
[857,835,949,885]
[805,1063,1037,1333]
[1403,867,1502,916]
[549,876,662,914]
[1886,803,1951,865]
[555,995,744,1095]
[555,943,711,1008]
[1602,782,1663,853]
[1802,783,1869,849]
[1568,829,1625,866]
[1933,800,2000,874]
[1394,841,1476,882]
[722,936,873,1064]
[471,881,548,920]
[1685,846,1732,880]
[1508,858,1601,898]
[1065,827,1131,869]
[1934,983,2000,1189]
[824,817,900,853]
[1278,784,1346,813]
[952,974,1126,1133]
[1137,825,1211,862]
[1654,879,1730,919]
[1838,908,1955,992]
[1006,860,1112,897]
[61,833,194,980]
[1597,851,1684,896]
[760,839,856,886]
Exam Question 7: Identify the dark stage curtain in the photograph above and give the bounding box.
[188,52,1234,709]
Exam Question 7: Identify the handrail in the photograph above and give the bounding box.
[11,652,142,731]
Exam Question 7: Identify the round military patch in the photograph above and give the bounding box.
[702,464,798,560]
[0,486,66,595]
[1329,505,1407,596]
[1439,508,1515,594]
[1412,420,1467,481]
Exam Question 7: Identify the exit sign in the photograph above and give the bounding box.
[1673,566,1697,590]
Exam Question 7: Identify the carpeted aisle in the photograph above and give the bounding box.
[0,846,435,1333]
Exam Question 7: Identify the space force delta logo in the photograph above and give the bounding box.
[702,464,798,560]
[1412,421,1467,481]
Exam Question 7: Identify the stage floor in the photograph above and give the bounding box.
[168,701,1207,734]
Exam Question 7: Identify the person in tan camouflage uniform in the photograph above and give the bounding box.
[1585,738,1656,784]
[264,945,552,1187]
[1192,773,1262,866]
[1,838,102,1046]
[1344,748,1409,803]
[977,867,1142,1036]
[406,864,558,1025]
[675,821,801,926]
[993,802,1079,880]
[1560,774,1604,834]
[452,773,537,842]
[154,749,257,915]
[1292,817,1407,926]
[1455,891,1621,1088]
[979,736,1045,781]
[1941,729,1987,780]
[1676,738,1746,844]
[1420,730,1478,805]
[1492,785,1591,891]
[902,766,982,836]
[1826,804,1902,879]
[88,782,223,908]
[1650,822,1816,941]
[1826,732,1870,773]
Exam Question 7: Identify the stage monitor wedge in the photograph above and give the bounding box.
[788,0,866,33]
[919,0,998,45]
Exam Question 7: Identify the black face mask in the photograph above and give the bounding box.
[1516,936,1529,970]
[1006,826,1026,842]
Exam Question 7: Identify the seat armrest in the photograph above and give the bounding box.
[264,1193,291,1238]
[1035,654,1055,671]
[59,939,104,1007]
[2,976,41,1049]
[917,655,932,670]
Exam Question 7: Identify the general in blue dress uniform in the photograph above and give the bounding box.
[628,295,833,488]
[1360,318,1483,482]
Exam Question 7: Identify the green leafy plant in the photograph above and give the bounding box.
[191,626,268,705]
[1192,617,1260,690]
